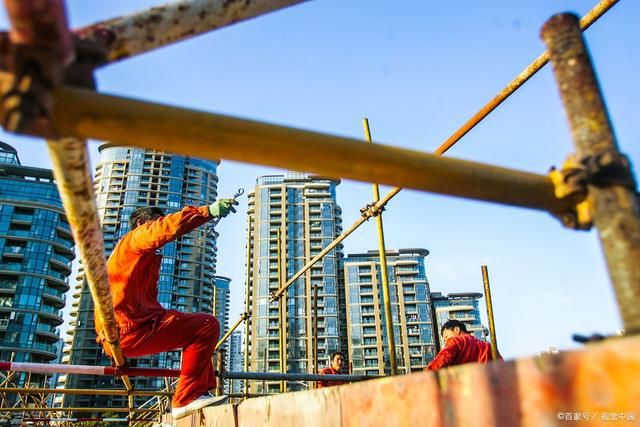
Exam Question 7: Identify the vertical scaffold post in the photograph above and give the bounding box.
[313,283,319,381]
[244,216,252,397]
[481,265,499,360]
[363,118,398,375]
[541,14,640,334]
[277,228,287,392]
[216,349,226,397]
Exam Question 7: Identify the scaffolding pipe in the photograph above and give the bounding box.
[215,312,249,351]
[265,0,617,302]
[541,13,640,334]
[220,371,376,382]
[0,387,172,397]
[437,0,619,154]
[3,0,74,68]
[23,419,157,423]
[313,284,318,375]
[0,407,151,413]
[277,227,286,393]
[363,118,397,376]
[45,138,131,391]
[74,0,309,64]
[0,361,181,377]
[244,216,252,396]
[481,265,499,360]
[0,74,577,217]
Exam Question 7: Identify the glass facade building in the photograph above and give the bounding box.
[431,292,486,350]
[214,275,231,344]
[342,249,436,375]
[227,330,243,394]
[0,142,75,388]
[245,173,345,393]
[61,145,223,409]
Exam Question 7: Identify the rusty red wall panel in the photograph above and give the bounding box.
[171,335,640,426]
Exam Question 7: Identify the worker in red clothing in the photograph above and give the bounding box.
[317,351,346,388]
[94,199,237,420]
[426,319,502,371]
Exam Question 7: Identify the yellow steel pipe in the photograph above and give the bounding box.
[215,312,249,351]
[363,118,397,376]
[481,265,499,360]
[243,216,253,396]
[277,227,287,392]
[437,0,619,154]
[2,79,577,216]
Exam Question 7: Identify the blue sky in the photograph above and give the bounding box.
[1,1,638,359]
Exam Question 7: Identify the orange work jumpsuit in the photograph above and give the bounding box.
[95,205,219,407]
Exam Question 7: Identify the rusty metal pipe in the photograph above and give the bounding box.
[541,13,640,334]
[45,138,131,391]
[3,0,74,67]
[74,0,309,64]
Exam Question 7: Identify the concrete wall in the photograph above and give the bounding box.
[163,335,640,426]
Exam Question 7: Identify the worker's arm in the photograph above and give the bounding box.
[129,205,212,252]
[426,337,461,371]
[128,199,236,252]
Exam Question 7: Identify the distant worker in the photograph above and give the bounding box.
[317,351,346,388]
[426,319,502,371]
[94,200,237,419]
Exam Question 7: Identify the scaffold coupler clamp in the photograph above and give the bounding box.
[360,202,385,220]
[0,30,106,138]
[549,150,637,230]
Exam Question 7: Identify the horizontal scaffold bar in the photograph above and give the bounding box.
[220,371,377,382]
[0,387,172,396]
[0,407,151,413]
[0,361,180,377]
[0,73,578,217]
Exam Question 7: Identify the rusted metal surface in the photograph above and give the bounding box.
[2,0,73,70]
[481,265,499,360]
[363,117,397,376]
[216,348,226,396]
[74,0,309,63]
[541,13,640,334]
[45,138,132,391]
[437,0,618,155]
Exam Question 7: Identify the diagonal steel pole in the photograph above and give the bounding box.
[269,0,620,301]
[74,0,310,64]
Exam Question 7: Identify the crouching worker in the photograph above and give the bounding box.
[426,319,502,371]
[94,200,237,419]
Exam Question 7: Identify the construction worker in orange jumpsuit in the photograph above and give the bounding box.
[94,199,237,419]
[426,319,502,371]
[317,351,346,388]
